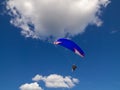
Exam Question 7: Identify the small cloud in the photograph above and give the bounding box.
[32,74,79,88]
[32,74,44,82]
[72,78,79,83]
[19,82,43,90]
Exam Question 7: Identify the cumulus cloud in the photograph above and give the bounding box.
[6,0,110,40]
[19,82,43,90]
[32,74,79,88]
[20,74,79,90]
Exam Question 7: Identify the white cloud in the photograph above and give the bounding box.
[6,0,110,41]
[32,74,79,88]
[32,74,44,82]
[72,78,79,83]
[19,82,43,90]
[20,74,79,90]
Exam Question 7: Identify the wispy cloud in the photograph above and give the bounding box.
[5,0,110,41]
[110,30,120,34]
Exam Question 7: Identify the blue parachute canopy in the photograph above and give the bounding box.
[54,38,85,57]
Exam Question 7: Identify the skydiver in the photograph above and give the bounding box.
[72,64,77,71]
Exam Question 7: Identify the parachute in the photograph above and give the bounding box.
[54,38,85,57]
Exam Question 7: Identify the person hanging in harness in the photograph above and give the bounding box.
[72,64,77,71]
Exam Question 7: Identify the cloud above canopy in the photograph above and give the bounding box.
[6,0,110,40]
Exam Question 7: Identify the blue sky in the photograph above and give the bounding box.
[0,0,120,90]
